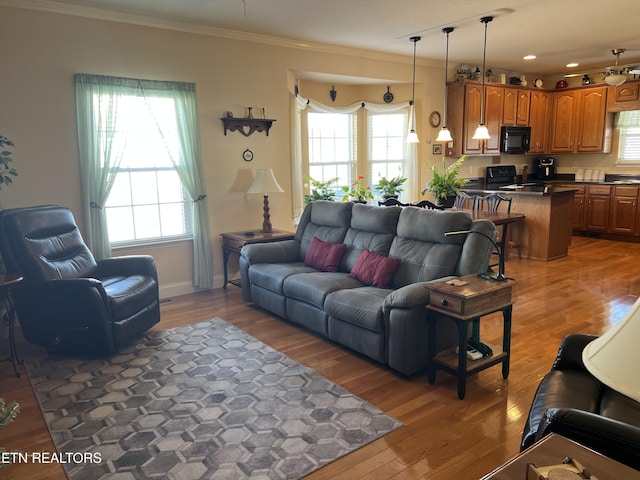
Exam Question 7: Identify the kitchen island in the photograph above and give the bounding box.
[465,185,577,261]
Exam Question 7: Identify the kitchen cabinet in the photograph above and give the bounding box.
[607,80,640,112]
[528,90,550,154]
[610,186,639,235]
[503,88,530,126]
[584,185,611,232]
[556,183,585,230]
[447,82,504,156]
[549,86,612,154]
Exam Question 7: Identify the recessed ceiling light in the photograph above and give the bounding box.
[523,54,536,60]
[566,63,579,68]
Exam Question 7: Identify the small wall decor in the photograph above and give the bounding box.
[330,86,337,102]
[383,86,394,103]
[242,149,254,161]
[429,111,441,128]
[432,144,442,155]
[221,117,276,136]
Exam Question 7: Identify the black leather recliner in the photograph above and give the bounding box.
[521,333,640,470]
[0,205,160,356]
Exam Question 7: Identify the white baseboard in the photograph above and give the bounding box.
[158,274,227,300]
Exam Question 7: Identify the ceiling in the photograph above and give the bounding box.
[10,0,640,78]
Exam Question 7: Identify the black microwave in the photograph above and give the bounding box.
[500,126,531,154]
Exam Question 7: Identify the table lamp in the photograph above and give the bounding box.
[583,296,640,402]
[247,168,284,233]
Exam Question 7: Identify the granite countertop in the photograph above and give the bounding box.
[465,185,578,196]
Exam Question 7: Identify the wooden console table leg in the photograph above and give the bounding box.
[427,314,437,385]
[502,305,513,379]
[456,318,468,400]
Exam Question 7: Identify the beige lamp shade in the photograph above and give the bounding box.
[247,168,284,194]
[582,296,640,402]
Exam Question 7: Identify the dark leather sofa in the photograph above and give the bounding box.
[0,205,160,356]
[521,333,640,469]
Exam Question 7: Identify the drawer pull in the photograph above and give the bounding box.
[441,299,448,306]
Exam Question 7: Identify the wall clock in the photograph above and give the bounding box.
[429,111,441,128]
[242,148,254,162]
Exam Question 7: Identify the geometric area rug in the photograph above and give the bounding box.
[24,318,403,479]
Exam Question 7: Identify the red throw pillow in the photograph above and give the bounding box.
[348,250,401,288]
[304,237,347,272]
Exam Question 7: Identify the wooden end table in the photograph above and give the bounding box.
[220,229,295,288]
[1,273,24,377]
[481,433,640,479]
[426,273,516,399]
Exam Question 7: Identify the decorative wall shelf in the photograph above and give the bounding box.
[221,117,276,137]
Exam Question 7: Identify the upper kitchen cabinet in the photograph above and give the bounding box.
[528,90,550,154]
[549,85,612,154]
[503,89,531,126]
[446,82,504,156]
[607,80,640,112]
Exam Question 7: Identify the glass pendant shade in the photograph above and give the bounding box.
[605,74,627,86]
[436,127,453,142]
[406,129,419,144]
[472,124,490,140]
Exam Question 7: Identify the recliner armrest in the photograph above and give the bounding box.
[240,239,301,264]
[535,407,640,470]
[95,255,157,280]
[552,333,598,371]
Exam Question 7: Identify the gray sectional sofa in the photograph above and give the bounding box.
[239,200,497,375]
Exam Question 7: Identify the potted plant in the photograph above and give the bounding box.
[0,136,17,190]
[421,156,469,208]
[303,175,338,204]
[342,176,374,203]
[374,174,407,199]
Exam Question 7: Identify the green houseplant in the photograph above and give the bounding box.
[342,175,374,203]
[303,175,338,204]
[374,174,407,199]
[421,155,469,207]
[0,136,17,190]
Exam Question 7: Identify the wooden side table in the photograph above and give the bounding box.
[426,273,516,399]
[481,433,640,479]
[220,229,295,288]
[1,273,24,377]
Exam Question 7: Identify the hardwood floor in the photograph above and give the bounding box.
[2,235,639,479]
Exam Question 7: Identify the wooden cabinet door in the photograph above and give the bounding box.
[529,90,549,153]
[463,84,483,155]
[549,90,578,153]
[585,195,610,231]
[516,89,531,125]
[576,87,607,152]
[503,88,517,125]
[572,194,586,230]
[484,86,504,154]
[610,187,639,234]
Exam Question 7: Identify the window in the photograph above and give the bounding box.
[368,111,408,187]
[100,95,192,245]
[617,110,640,164]
[307,112,356,194]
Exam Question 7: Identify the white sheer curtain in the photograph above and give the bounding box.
[293,95,416,211]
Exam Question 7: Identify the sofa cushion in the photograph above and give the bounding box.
[348,250,401,288]
[283,272,362,309]
[304,237,346,272]
[297,201,352,260]
[249,262,317,295]
[325,286,392,333]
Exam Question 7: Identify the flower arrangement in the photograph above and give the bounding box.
[0,136,17,190]
[303,175,339,204]
[374,174,407,199]
[422,156,469,201]
[342,175,374,202]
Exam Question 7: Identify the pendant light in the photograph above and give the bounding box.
[406,36,421,144]
[436,27,455,143]
[472,16,493,141]
[604,48,627,87]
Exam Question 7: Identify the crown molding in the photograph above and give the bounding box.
[0,0,441,69]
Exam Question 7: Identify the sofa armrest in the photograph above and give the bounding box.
[240,239,301,265]
[552,333,598,371]
[383,277,456,312]
[533,407,640,470]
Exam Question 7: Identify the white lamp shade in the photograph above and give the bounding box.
[406,130,420,144]
[247,168,284,194]
[605,74,627,87]
[583,296,640,402]
[472,124,490,140]
[436,127,453,143]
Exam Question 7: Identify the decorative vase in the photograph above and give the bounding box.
[437,196,456,209]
